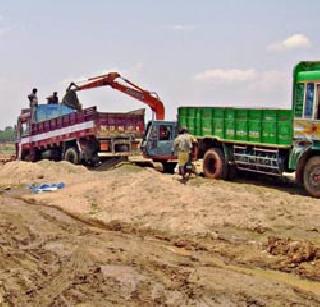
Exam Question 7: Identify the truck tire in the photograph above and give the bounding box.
[64,147,80,165]
[295,155,308,187]
[30,149,40,163]
[203,148,228,180]
[162,162,176,174]
[303,156,320,197]
[20,150,30,162]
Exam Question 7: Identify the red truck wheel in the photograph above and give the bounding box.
[64,147,80,165]
[303,156,320,197]
[203,148,228,180]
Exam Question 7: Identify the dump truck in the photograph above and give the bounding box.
[143,61,320,197]
[16,104,145,165]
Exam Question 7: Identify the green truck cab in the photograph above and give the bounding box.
[143,61,320,197]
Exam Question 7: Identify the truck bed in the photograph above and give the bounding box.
[96,109,145,138]
[178,107,293,147]
[31,106,145,139]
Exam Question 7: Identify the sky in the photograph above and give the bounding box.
[0,0,319,127]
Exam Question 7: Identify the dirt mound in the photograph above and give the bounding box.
[266,236,320,281]
[20,162,320,239]
[0,161,90,185]
[267,236,319,264]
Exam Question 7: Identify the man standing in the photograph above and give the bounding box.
[173,128,196,180]
[28,88,38,108]
[47,92,59,104]
[52,92,59,104]
[28,88,38,123]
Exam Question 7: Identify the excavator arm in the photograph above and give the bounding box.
[66,72,165,120]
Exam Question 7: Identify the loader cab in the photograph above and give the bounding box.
[142,120,177,160]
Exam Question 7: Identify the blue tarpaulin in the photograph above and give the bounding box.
[35,104,75,122]
[29,182,65,194]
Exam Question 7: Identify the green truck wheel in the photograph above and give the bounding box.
[303,157,320,197]
[203,148,228,180]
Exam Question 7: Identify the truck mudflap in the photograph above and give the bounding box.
[288,142,312,171]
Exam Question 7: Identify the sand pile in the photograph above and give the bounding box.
[24,163,320,237]
[0,160,91,185]
[2,160,318,238]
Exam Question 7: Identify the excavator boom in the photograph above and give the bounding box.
[66,72,165,120]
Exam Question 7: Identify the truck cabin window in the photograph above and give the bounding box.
[21,123,29,136]
[304,83,314,118]
[144,122,152,137]
[316,84,320,120]
[159,125,171,140]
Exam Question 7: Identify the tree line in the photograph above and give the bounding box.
[0,126,15,142]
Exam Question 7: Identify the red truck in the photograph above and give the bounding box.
[16,105,145,165]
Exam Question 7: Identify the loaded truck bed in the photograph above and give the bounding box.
[178,107,293,148]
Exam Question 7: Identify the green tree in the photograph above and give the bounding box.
[0,126,15,142]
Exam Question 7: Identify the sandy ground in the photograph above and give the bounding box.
[0,161,320,305]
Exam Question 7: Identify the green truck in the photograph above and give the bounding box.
[143,61,320,197]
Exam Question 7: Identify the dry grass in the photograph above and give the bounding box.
[0,143,15,156]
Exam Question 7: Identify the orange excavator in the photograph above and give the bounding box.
[63,72,165,120]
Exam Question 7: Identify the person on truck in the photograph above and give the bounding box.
[62,87,82,111]
[47,92,59,104]
[28,88,38,108]
[173,128,196,180]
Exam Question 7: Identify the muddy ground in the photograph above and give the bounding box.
[0,161,320,306]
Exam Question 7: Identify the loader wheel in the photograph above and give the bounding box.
[203,148,228,180]
[303,156,320,197]
[162,162,176,174]
[64,147,80,165]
